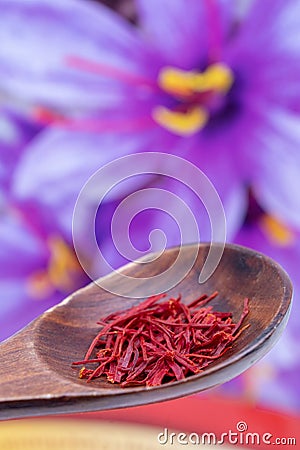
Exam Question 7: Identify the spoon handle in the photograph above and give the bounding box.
[0,331,32,419]
[0,330,33,394]
[0,321,110,421]
[0,323,64,420]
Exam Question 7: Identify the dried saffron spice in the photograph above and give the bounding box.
[73,292,249,387]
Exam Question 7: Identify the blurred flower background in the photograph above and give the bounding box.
[1,0,300,417]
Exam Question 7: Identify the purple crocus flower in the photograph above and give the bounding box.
[1,0,300,236]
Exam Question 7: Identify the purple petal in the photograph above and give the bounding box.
[11,124,170,237]
[249,110,300,228]
[0,212,47,278]
[0,279,29,319]
[93,144,246,277]
[0,212,50,341]
[0,0,159,111]
[0,210,88,341]
[196,156,247,240]
[0,108,41,192]
[137,0,235,69]
[0,278,60,342]
[235,220,300,339]
[185,128,248,239]
[231,219,300,412]
[226,0,300,110]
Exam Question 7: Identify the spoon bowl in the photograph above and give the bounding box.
[0,243,292,420]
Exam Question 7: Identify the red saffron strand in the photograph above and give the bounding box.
[73,292,250,387]
[65,55,158,90]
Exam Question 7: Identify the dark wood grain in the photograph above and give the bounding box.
[0,243,292,420]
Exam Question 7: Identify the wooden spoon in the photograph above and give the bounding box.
[0,243,292,421]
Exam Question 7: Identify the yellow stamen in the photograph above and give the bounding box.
[27,235,82,299]
[158,63,233,98]
[47,236,80,290]
[152,106,208,136]
[260,215,295,246]
[158,68,195,98]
